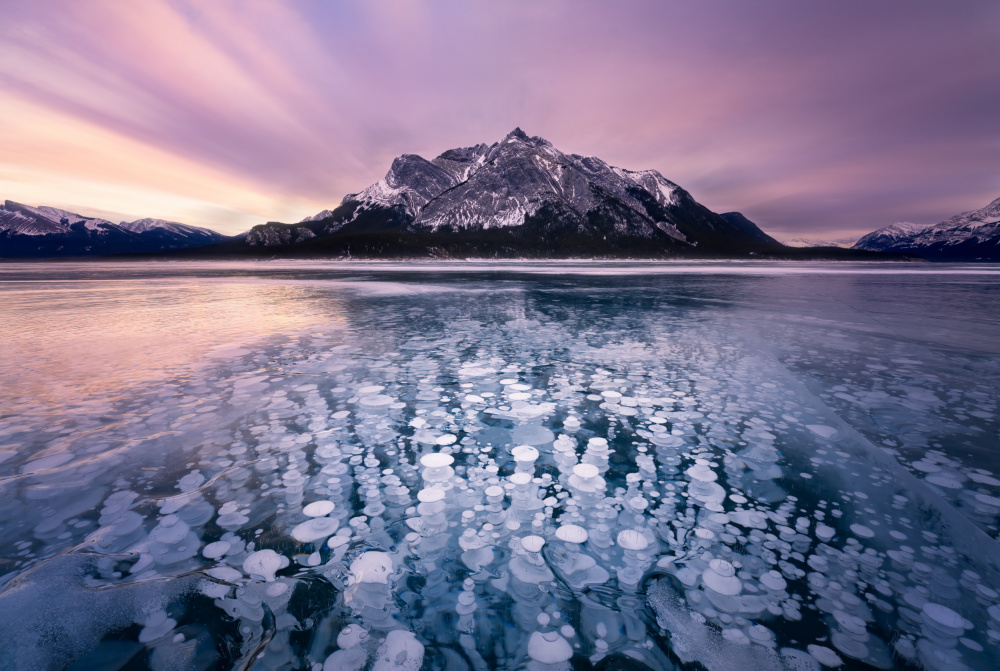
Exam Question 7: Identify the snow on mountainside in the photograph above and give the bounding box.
[0,200,116,235]
[851,222,930,249]
[0,200,225,257]
[853,197,1000,259]
[300,210,334,223]
[118,218,221,240]
[256,128,778,253]
[782,236,858,249]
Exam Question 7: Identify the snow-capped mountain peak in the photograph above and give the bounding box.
[881,221,931,237]
[118,218,219,239]
[934,196,1000,231]
[1,201,225,257]
[255,129,779,252]
[1,200,115,234]
[853,197,1000,259]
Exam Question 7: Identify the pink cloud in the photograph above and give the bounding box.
[0,0,997,235]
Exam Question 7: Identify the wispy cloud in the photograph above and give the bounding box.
[1,0,997,235]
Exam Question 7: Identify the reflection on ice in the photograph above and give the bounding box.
[0,262,998,670]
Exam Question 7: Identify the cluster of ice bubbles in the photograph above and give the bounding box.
[1,314,999,671]
[773,329,1000,542]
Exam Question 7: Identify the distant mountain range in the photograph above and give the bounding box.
[782,236,858,249]
[853,197,1000,260]
[9,128,990,260]
[0,201,224,258]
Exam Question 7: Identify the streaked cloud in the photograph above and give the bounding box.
[1,0,997,236]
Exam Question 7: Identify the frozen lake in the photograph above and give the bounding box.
[1,260,999,671]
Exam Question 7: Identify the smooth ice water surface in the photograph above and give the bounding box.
[0,261,999,671]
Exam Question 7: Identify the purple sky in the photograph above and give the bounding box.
[1,0,997,239]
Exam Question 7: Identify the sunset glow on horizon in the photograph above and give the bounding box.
[2,0,997,239]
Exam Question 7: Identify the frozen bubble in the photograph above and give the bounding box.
[760,570,787,591]
[617,529,649,551]
[922,603,970,630]
[816,523,836,542]
[178,471,205,492]
[436,434,457,446]
[359,394,393,408]
[149,515,189,545]
[889,530,907,541]
[686,464,718,482]
[573,463,600,479]
[830,631,867,660]
[203,541,231,559]
[302,501,335,517]
[703,559,743,596]
[975,493,1000,506]
[807,645,842,667]
[849,524,874,539]
[512,424,555,445]
[510,472,532,486]
[243,549,286,582]
[521,535,545,553]
[833,610,867,635]
[807,425,838,440]
[527,631,573,664]
[291,517,340,543]
[420,453,454,469]
[926,474,963,489]
[417,488,445,503]
[459,366,495,378]
[555,524,588,544]
[512,445,540,462]
[373,630,424,671]
[350,551,393,584]
[358,385,385,394]
[206,566,242,582]
[627,496,648,512]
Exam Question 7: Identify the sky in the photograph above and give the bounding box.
[1,0,997,240]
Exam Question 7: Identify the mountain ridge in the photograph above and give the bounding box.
[0,200,226,258]
[853,197,1000,259]
[238,128,782,257]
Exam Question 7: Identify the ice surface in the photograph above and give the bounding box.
[0,261,998,670]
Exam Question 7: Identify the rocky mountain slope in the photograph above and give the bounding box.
[238,129,781,257]
[0,201,225,257]
[853,198,1000,260]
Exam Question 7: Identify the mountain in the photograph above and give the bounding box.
[782,236,858,249]
[0,201,226,258]
[719,212,780,246]
[236,128,782,258]
[853,198,1000,260]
